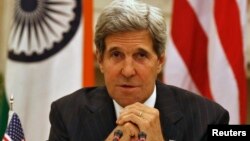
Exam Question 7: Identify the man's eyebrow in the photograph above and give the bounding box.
[136,48,150,54]
[106,47,150,54]
[106,47,120,53]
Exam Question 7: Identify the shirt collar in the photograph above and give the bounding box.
[113,85,156,118]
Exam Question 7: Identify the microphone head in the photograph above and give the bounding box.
[138,131,147,139]
[114,129,123,138]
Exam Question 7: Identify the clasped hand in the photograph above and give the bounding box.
[105,102,165,141]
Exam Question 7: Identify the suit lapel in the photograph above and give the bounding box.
[155,81,184,141]
[79,87,116,140]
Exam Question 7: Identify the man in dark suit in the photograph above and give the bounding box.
[48,0,229,141]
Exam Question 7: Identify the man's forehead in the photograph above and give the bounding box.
[106,46,151,53]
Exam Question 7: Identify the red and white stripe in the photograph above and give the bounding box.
[2,134,25,141]
[164,0,247,124]
[3,134,11,141]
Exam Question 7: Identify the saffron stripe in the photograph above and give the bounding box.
[83,0,95,86]
[171,0,213,99]
[214,0,247,124]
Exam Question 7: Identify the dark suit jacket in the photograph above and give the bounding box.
[48,81,229,141]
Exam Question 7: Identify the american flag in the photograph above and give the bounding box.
[164,0,247,124]
[3,112,25,141]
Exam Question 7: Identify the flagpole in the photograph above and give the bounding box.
[10,95,13,111]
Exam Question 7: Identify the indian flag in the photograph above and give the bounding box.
[5,0,94,140]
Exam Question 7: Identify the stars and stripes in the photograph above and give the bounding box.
[164,0,247,124]
[3,113,25,141]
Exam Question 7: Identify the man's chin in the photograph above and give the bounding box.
[117,99,140,107]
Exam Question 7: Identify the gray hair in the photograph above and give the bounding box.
[94,0,167,58]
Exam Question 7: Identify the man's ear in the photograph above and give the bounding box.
[96,50,104,73]
[157,53,165,74]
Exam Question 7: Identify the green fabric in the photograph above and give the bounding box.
[0,74,9,139]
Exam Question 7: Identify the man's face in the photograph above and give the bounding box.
[98,30,165,107]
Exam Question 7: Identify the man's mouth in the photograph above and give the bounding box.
[120,85,136,88]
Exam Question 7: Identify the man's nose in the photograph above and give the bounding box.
[121,58,136,78]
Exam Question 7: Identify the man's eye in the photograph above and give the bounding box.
[136,53,147,59]
[111,51,122,58]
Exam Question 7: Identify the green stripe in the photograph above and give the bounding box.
[0,74,9,139]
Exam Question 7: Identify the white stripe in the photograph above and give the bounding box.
[236,0,248,66]
[187,0,214,35]
[208,26,239,124]
[164,36,199,94]
[188,0,240,124]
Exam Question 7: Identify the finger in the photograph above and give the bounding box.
[119,110,150,123]
[123,102,148,111]
[122,102,156,115]
[117,113,148,132]
[119,107,157,122]
[130,136,138,141]
[124,122,139,138]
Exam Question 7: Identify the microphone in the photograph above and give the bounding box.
[138,131,147,141]
[113,130,123,141]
